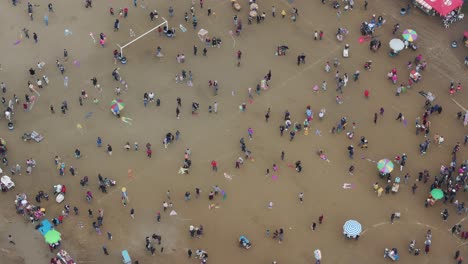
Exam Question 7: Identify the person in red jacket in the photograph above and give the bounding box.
[211,160,217,171]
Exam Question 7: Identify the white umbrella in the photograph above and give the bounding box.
[389,39,404,52]
[343,220,362,237]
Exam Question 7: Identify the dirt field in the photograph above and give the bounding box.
[0,0,467,263]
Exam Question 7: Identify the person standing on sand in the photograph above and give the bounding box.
[374,112,378,124]
[319,214,324,224]
[8,235,15,245]
[130,208,135,219]
[211,160,218,171]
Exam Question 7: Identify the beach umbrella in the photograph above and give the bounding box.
[430,188,444,200]
[343,220,362,237]
[38,220,53,236]
[389,38,404,52]
[377,159,394,174]
[44,230,61,244]
[110,99,124,114]
[402,29,418,42]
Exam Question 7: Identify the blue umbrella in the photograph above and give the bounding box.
[38,220,52,236]
[343,220,362,237]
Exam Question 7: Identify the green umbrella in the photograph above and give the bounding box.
[44,229,61,244]
[430,188,444,200]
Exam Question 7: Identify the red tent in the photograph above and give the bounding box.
[425,0,463,16]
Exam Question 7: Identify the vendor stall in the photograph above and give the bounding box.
[410,70,422,83]
[15,193,46,223]
[412,0,464,27]
[56,250,76,264]
[1,175,15,191]
[384,248,400,261]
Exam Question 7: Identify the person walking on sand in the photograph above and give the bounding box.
[248,127,254,140]
[396,113,403,121]
[318,214,324,224]
[374,112,378,124]
[103,246,109,255]
[130,208,135,219]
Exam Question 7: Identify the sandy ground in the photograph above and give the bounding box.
[0,0,467,263]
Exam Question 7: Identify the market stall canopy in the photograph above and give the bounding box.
[425,0,463,16]
[44,229,61,244]
[389,39,405,52]
[343,220,362,237]
[430,188,444,200]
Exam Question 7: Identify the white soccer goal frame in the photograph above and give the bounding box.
[117,17,168,57]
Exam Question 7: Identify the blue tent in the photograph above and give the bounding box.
[38,219,52,236]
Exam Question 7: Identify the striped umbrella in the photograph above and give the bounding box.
[402,29,418,42]
[343,220,362,237]
[377,159,394,174]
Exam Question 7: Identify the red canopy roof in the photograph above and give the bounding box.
[426,0,463,16]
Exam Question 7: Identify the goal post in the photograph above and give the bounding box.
[117,17,168,57]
